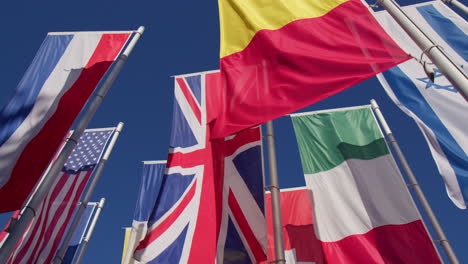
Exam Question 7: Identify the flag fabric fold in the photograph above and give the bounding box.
[374,1,468,209]
[0,31,131,213]
[213,0,410,138]
[134,72,267,263]
[290,106,441,264]
[7,128,115,264]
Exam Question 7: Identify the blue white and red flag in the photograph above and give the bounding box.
[61,204,97,264]
[0,31,131,213]
[134,72,267,263]
[7,128,115,264]
[123,160,166,264]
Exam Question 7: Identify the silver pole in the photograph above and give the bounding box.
[442,0,468,16]
[0,26,144,262]
[265,121,285,264]
[370,99,459,264]
[74,198,106,264]
[378,0,468,101]
[53,122,124,264]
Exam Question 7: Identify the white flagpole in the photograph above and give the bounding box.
[74,198,106,264]
[0,26,144,262]
[441,0,468,15]
[265,121,286,264]
[377,0,468,101]
[370,99,459,264]
[53,122,124,264]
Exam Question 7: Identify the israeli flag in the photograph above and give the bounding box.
[375,1,468,209]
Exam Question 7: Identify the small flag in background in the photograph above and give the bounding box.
[61,204,97,264]
[122,161,166,264]
[375,1,468,209]
[213,0,410,138]
[134,73,267,263]
[0,31,131,213]
[7,128,115,264]
[265,187,323,264]
[291,106,441,263]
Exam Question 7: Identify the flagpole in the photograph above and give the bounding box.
[74,198,106,264]
[441,0,468,15]
[377,0,468,101]
[53,122,124,264]
[370,99,459,264]
[0,26,144,262]
[265,121,286,264]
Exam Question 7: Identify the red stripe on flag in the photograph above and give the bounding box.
[43,171,93,263]
[320,220,441,264]
[0,33,130,213]
[222,127,261,157]
[12,171,72,262]
[176,78,202,124]
[228,189,266,262]
[136,179,197,250]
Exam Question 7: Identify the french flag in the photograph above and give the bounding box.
[0,31,131,213]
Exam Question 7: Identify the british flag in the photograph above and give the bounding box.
[134,72,267,263]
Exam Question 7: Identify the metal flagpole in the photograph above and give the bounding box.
[370,99,459,264]
[265,121,286,264]
[74,198,106,264]
[441,0,468,16]
[377,0,468,101]
[0,26,144,262]
[53,122,124,264]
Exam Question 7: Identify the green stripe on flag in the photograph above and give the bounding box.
[291,107,389,174]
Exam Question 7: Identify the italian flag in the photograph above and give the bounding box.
[290,106,440,263]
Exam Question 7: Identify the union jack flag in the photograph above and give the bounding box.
[134,72,267,263]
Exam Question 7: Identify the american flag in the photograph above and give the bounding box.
[7,128,114,264]
[134,72,267,263]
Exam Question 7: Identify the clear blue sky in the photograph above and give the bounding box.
[0,0,466,263]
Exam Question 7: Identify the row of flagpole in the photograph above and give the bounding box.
[53,123,125,263]
[0,0,466,262]
[0,26,145,262]
[266,98,459,264]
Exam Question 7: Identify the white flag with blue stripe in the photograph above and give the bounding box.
[375,1,468,209]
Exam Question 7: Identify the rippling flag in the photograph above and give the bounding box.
[213,0,410,138]
[134,72,267,263]
[7,128,115,264]
[375,1,468,209]
[290,107,441,263]
[61,204,97,264]
[265,187,324,264]
[123,161,166,264]
[0,31,131,213]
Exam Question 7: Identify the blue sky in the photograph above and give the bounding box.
[0,0,467,263]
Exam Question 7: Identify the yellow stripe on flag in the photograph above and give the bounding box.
[121,227,132,264]
[219,0,348,57]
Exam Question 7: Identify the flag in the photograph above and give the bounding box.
[374,1,468,209]
[213,0,410,138]
[0,31,131,213]
[123,161,166,264]
[290,106,441,263]
[134,72,267,263]
[61,204,97,264]
[265,187,324,264]
[7,128,115,264]
[122,228,132,264]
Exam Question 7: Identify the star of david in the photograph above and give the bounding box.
[417,66,464,93]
